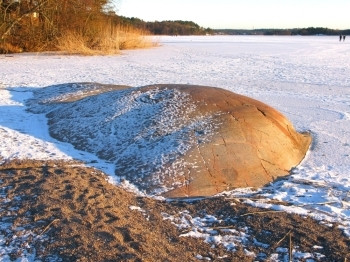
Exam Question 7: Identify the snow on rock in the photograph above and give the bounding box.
[27,83,310,197]
[27,83,218,195]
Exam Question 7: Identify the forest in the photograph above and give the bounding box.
[214,27,350,36]
[0,0,210,54]
[116,17,349,37]
[118,16,212,35]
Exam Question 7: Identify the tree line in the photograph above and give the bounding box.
[117,16,212,35]
[214,27,350,36]
[0,0,209,53]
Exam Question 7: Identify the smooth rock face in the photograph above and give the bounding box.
[161,85,311,197]
[29,83,311,197]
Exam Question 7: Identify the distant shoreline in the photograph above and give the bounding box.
[212,27,350,36]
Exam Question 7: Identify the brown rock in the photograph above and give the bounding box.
[151,85,312,197]
[32,83,311,198]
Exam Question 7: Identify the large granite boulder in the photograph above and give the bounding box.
[28,83,311,197]
[161,85,311,197]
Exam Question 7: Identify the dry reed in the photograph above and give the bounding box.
[0,42,23,53]
[56,24,156,55]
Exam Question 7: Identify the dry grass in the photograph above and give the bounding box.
[56,31,98,55]
[0,42,23,54]
[56,24,156,55]
[116,25,156,50]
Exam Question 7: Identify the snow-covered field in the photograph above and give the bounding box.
[1,35,350,255]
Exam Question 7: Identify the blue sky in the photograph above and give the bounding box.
[116,0,349,29]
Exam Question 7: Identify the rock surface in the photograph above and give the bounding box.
[161,85,311,197]
[29,83,311,197]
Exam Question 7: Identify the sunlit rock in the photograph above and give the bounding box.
[29,83,311,197]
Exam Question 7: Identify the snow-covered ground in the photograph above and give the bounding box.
[1,35,350,256]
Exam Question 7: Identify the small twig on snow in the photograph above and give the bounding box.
[39,218,59,236]
[240,210,284,217]
[274,229,292,248]
[289,231,293,262]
